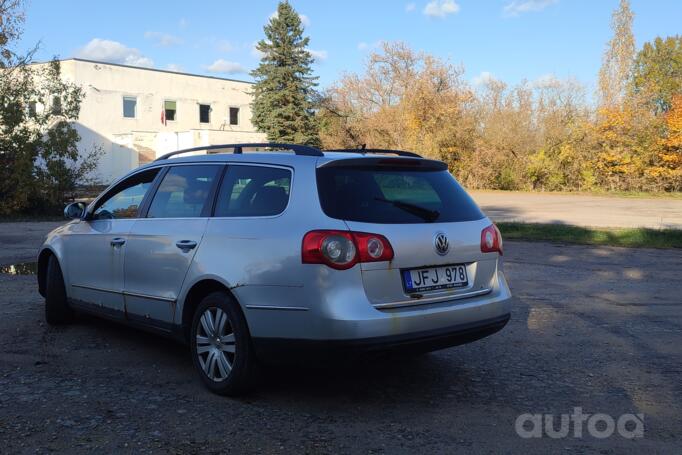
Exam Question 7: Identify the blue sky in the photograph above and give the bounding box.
[19,0,682,92]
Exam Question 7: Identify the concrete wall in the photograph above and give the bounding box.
[50,59,266,183]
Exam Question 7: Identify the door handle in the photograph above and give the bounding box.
[176,240,198,252]
[110,237,126,247]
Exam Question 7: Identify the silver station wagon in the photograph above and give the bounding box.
[37,143,511,395]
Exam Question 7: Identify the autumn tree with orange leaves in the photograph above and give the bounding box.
[320,1,681,193]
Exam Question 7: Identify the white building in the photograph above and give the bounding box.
[44,58,265,183]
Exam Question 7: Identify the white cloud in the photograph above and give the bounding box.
[423,0,460,18]
[299,14,311,27]
[144,31,183,47]
[531,73,561,88]
[358,41,382,52]
[309,49,328,62]
[216,40,234,53]
[473,71,496,86]
[205,59,247,74]
[503,0,558,16]
[165,63,184,72]
[269,10,310,27]
[405,2,416,12]
[251,41,265,59]
[76,38,154,68]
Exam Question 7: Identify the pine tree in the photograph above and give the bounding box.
[597,0,635,108]
[251,1,320,146]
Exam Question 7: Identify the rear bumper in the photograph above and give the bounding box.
[252,313,510,361]
[242,268,512,341]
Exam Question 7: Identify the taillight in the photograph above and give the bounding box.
[302,230,357,270]
[352,232,394,263]
[481,224,503,255]
[302,230,394,270]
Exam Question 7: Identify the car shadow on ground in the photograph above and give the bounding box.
[70,310,489,406]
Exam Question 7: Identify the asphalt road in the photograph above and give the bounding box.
[470,191,682,229]
[0,222,680,454]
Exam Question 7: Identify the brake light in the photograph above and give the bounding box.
[302,230,357,270]
[352,231,395,262]
[481,224,503,255]
[302,230,394,269]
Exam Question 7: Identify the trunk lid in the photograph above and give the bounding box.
[346,218,498,308]
[316,156,499,308]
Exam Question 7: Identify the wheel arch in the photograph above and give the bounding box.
[37,247,58,297]
[179,278,247,343]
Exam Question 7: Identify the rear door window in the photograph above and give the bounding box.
[317,163,483,224]
[146,165,221,218]
[215,165,291,217]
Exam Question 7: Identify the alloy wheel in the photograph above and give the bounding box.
[195,307,236,382]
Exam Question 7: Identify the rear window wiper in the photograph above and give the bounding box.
[374,197,440,223]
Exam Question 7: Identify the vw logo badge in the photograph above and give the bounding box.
[434,232,449,256]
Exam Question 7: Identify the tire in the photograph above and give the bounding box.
[190,291,256,395]
[45,255,73,325]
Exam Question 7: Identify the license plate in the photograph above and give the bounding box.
[402,264,468,293]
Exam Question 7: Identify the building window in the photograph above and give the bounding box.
[229,107,239,126]
[51,96,62,115]
[123,96,137,118]
[164,100,177,122]
[199,104,210,124]
[27,101,37,117]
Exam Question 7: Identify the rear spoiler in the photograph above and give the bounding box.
[324,148,421,158]
[318,157,447,171]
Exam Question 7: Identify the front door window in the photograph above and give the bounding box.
[92,169,159,220]
[146,165,221,218]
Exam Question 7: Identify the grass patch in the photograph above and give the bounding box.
[497,222,682,249]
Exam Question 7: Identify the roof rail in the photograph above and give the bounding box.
[324,148,422,158]
[154,142,323,161]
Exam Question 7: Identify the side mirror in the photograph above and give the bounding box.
[64,202,86,220]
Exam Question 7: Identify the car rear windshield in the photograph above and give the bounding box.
[316,162,484,224]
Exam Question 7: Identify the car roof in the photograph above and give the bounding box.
[105,148,440,195]
[143,150,424,169]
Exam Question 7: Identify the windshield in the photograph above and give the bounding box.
[316,164,484,224]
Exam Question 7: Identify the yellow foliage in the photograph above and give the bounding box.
[663,94,682,149]
[558,143,577,163]
[320,41,682,193]
[660,153,682,165]
[596,106,634,127]
[652,94,682,183]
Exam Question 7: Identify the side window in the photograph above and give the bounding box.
[147,165,221,218]
[93,169,160,220]
[215,165,291,217]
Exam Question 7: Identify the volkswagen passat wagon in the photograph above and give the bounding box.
[38,143,511,395]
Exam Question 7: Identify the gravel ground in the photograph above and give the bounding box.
[0,222,680,454]
[470,190,682,229]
